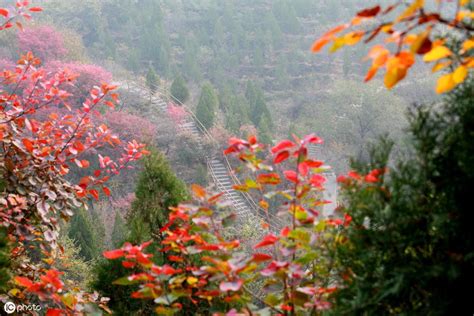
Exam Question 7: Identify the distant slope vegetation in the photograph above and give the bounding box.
[32,0,434,171]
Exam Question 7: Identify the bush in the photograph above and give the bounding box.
[331,79,474,315]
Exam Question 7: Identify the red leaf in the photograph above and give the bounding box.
[357,5,381,17]
[280,226,290,237]
[15,276,33,288]
[168,255,184,262]
[103,249,125,259]
[29,7,43,12]
[219,279,243,292]
[303,134,323,145]
[271,140,295,154]
[248,135,257,145]
[89,189,99,200]
[305,160,324,168]
[161,265,181,275]
[284,170,298,183]
[102,186,111,196]
[254,234,279,249]
[22,138,34,152]
[252,253,272,263]
[310,174,326,188]
[365,174,378,183]
[122,261,136,268]
[344,213,352,227]
[46,309,63,316]
[0,8,9,17]
[274,150,290,164]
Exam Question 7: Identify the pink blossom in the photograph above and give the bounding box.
[18,26,67,61]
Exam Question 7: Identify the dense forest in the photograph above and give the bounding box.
[0,0,473,315]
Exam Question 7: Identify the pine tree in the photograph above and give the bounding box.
[145,67,159,93]
[170,75,189,104]
[68,208,100,261]
[196,83,218,129]
[93,148,186,315]
[128,147,188,237]
[110,211,127,248]
[258,115,273,144]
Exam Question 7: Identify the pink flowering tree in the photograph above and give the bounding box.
[18,25,67,61]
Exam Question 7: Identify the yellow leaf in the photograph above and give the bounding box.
[432,61,451,73]
[423,46,452,62]
[381,23,393,33]
[436,73,456,94]
[453,65,468,84]
[466,57,474,68]
[462,38,474,52]
[460,0,469,6]
[397,0,424,22]
[343,31,363,46]
[329,37,346,53]
[384,67,407,89]
[187,277,199,285]
[404,34,418,45]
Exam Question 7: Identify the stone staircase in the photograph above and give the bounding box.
[119,80,282,231]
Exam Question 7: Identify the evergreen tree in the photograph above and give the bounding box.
[183,36,201,82]
[170,75,190,104]
[331,79,474,315]
[128,147,188,236]
[225,95,250,134]
[196,83,218,129]
[93,148,186,315]
[145,67,159,93]
[110,211,127,248]
[68,208,100,261]
[258,115,273,144]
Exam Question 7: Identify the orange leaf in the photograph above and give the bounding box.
[191,184,206,199]
[365,65,379,82]
[311,37,332,53]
